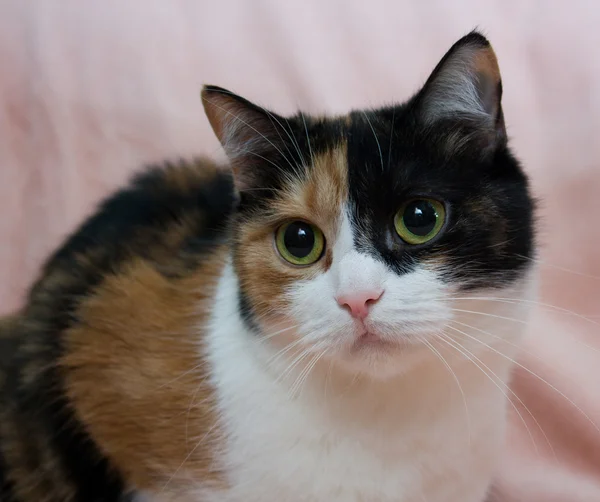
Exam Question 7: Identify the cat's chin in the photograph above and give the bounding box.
[335,334,433,380]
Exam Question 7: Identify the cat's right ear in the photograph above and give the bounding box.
[202,85,287,191]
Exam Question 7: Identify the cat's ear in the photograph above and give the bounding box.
[202,85,288,191]
[417,31,505,148]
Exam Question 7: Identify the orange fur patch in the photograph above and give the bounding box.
[234,142,348,322]
[61,250,227,493]
[473,46,501,88]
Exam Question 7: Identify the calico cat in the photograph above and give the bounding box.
[0,32,536,502]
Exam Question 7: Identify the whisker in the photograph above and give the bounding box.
[264,336,306,369]
[434,332,540,456]
[242,148,297,187]
[156,362,206,390]
[445,323,600,435]
[162,420,220,493]
[362,111,384,172]
[517,254,600,281]
[185,378,211,445]
[387,107,395,170]
[275,344,316,387]
[450,308,527,324]
[450,319,553,367]
[387,292,600,326]
[300,111,315,175]
[259,323,301,343]
[444,323,558,462]
[289,345,328,400]
[421,338,472,446]
[448,295,600,328]
[284,112,308,168]
[264,109,306,169]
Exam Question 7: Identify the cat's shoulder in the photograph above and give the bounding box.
[24,157,235,329]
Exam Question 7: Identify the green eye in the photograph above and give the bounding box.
[275,221,325,266]
[394,198,446,245]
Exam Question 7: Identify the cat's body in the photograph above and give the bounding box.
[0,33,536,502]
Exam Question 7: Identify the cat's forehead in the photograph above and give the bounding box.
[268,110,409,221]
[303,110,482,202]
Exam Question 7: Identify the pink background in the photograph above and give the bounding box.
[1,1,600,500]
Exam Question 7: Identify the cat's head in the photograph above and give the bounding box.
[203,32,536,379]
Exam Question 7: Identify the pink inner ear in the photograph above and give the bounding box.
[472,47,502,117]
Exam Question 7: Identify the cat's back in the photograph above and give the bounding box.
[21,157,235,335]
[32,157,234,304]
[0,158,234,501]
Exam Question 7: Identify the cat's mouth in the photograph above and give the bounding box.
[352,327,399,351]
[350,319,424,353]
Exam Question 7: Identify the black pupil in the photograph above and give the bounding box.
[284,222,315,258]
[403,200,438,236]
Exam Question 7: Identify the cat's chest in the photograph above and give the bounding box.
[205,366,503,502]
[142,413,497,502]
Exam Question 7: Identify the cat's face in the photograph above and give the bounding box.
[204,33,536,378]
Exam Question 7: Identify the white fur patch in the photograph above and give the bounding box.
[146,209,537,502]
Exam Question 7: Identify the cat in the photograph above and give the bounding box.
[0,31,536,502]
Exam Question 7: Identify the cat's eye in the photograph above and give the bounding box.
[275,221,325,266]
[394,198,446,245]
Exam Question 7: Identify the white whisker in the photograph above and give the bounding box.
[162,421,220,493]
[421,338,472,446]
[300,111,315,175]
[450,308,527,324]
[275,344,316,387]
[156,362,206,390]
[434,332,540,456]
[265,109,306,168]
[289,345,328,400]
[260,323,300,343]
[201,94,298,173]
[445,323,558,462]
[445,323,600,435]
[363,111,384,172]
[449,295,600,328]
[265,336,306,370]
[387,107,395,170]
[517,254,600,281]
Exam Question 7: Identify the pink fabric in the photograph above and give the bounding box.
[1,2,600,499]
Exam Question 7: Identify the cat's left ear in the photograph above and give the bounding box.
[416,31,505,149]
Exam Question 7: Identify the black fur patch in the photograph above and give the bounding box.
[345,106,534,288]
[0,449,16,502]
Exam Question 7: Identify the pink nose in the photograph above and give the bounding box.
[337,289,383,319]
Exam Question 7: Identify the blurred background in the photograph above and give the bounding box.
[1,1,599,500]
